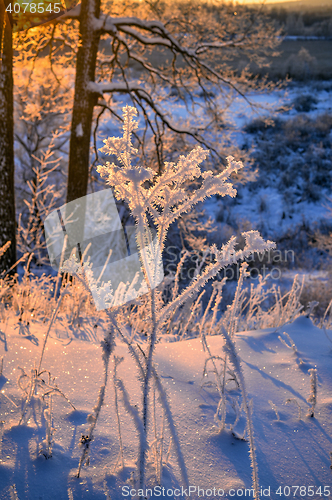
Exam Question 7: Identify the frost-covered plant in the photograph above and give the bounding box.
[11,275,76,452]
[254,275,304,330]
[278,331,304,366]
[278,332,298,353]
[16,365,75,458]
[63,105,275,492]
[199,265,253,437]
[307,368,318,418]
[0,242,11,261]
[14,56,72,221]
[0,242,13,321]
[223,273,305,333]
[17,367,75,425]
[223,262,250,339]
[207,263,249,433]
[221,325,260,500]
[112,355,125,473]
[0,247,56,329]
[197,269,304,339]
[59,273,100,334]
[17,135,65,266]
[275,276,305,325]
[77,327,115,477]
[9,485,20,500]
[285,398,302,420]
[40,395,54,459]
[200,331,239,433]
[268,400,280,421]
[38,284,72,373]
[318,301,332,332]
[1,248,75,448]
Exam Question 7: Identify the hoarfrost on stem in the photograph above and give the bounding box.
[60,105,275,495]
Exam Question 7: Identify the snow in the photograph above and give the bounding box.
[216,185,329,238]
[283,36,332,41]
[76,124,84,138]
[0,315,331,499]
[223,82,332,130]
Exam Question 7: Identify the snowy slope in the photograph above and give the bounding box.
[0,315,331,500]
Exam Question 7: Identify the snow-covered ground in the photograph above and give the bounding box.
[0,315,331,499]
[211,82,332,241]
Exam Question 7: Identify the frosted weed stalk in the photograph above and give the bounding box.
[278,331,304,367]
[62,105,275,495]
[307,368,318,418]
[221,324,260,500]
[17,365,75,458]
[76,326,115,477]
[285,398,302,420]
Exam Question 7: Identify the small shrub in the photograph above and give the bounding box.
[292,94,318,113]
[244,118,282,135]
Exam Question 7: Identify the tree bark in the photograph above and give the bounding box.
[66,0,101,203]
[0,7,16,272]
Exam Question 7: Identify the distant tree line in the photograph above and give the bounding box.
[268,6,332,37]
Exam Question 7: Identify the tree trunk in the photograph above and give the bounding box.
[0,8,16,272]
[66,0,101,203]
